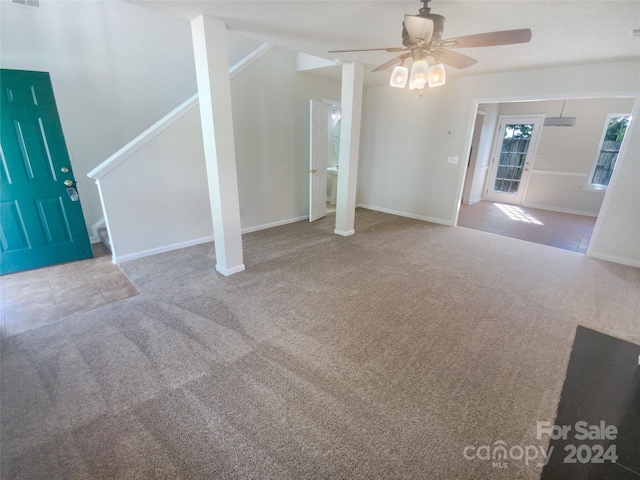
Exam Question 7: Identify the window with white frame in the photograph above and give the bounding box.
[587,114,631,189]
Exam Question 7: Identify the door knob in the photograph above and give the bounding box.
[64,179,73,187]
[308,169,317,174]
[61,167,70,173]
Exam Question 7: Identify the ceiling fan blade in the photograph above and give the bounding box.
[431,49,478,69]
[404,14,434,44]
[328,47,408,53]
[371,54,411,73]
[440,29,532,49]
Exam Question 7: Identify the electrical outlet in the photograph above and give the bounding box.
[448,156,459,164]
[446,130,454,138]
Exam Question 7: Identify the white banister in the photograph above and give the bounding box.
[86,42,273,264]
[87,94,199,180]
[87,43,272,181]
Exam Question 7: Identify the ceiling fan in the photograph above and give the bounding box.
[329,0,532,89]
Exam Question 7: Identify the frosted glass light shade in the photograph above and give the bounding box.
[390,65,409,88]
[428,63,446,87]
[409,60,429,90]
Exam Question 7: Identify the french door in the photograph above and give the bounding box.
[485,115,544,205]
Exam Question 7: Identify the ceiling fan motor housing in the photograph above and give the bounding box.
[402,13,445,48]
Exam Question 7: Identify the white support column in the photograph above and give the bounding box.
[335,62,364,236]
[191,15,245,275]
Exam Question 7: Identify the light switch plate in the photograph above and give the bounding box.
[448,156,459,164]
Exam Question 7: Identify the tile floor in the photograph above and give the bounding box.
[458,201,597,253]
[0,243,138,338]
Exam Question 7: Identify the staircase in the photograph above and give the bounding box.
[86,43,273,264]
[98,227,112,252]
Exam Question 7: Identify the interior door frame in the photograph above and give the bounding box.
[484,114,545,205]
[461,110,486,205]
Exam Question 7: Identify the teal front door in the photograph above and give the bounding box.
[1,69,92,275]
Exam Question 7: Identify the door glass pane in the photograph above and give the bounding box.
[493,124,533,194]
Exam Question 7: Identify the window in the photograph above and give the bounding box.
[587,114,631,189]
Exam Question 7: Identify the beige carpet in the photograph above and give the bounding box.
[2,209,638,479]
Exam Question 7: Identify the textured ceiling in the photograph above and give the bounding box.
[129,0,640,83]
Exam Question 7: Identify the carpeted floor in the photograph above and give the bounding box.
[1,209,639,479]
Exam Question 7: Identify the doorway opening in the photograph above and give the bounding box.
[458,96,635,254]
[309,99,340,221]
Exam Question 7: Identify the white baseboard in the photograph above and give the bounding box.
[334,229,355,236]
[357,204,454,226]
[587,251,640,268]
[114,235,215,264]
[241,215,308,234]
[216,263,246,276]
[89,236,101,244]
[521,202,599,217]
[113,216,309,264]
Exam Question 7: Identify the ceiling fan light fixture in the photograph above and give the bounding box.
[334,2,533,94]
[390,64,409,88]
[409,59,429,90]
[427,63,446,87]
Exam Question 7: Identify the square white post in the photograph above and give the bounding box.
[191,15,244,275]
[335,61,364,236]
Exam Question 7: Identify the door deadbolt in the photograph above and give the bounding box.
[63,180,73,187]
[61,167,70,173]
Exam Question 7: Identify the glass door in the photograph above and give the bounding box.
[485,116,544,205]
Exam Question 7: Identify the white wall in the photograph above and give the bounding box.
[495,97,634,216]
[97,105,213,261]
[588,97,640,266]
[0,0,198,236]
[358,59,640,265]
[358,86,460,224]
[95,46,341,261]
[231,48,341,229]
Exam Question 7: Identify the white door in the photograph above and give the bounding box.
[309,99,328,222]
[485,115,544,205]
